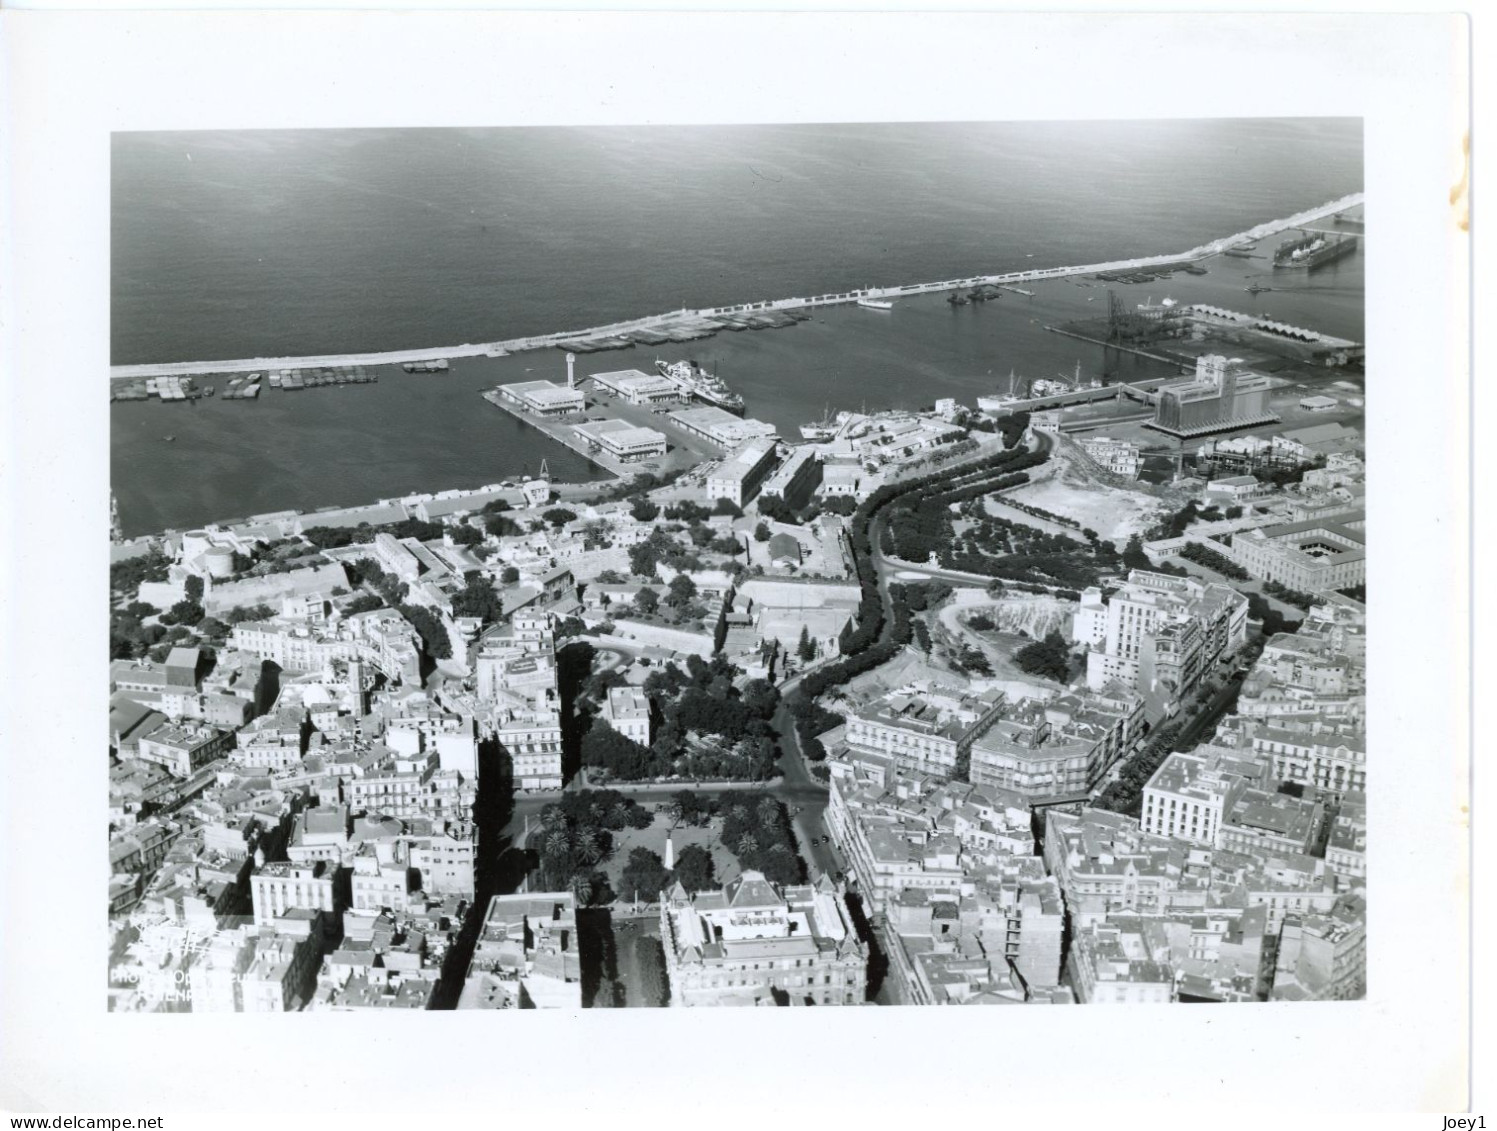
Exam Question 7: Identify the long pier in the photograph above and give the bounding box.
[109,192,1364,381]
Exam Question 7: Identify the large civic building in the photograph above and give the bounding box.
[659,871,868,1006]
[1147,354,1279,438]
[1228,509,1366,594]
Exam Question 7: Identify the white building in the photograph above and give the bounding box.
[573,418,667,463]
[1073,570,1248,721]
[1140,748,1263,848]
[603,686,651,746]
[668,406,778,448]
[705,438,780,507]
[1077,436,1142,478]
[589,368,683,406]
[498,380,585,417]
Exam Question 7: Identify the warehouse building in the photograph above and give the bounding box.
[668,405,779,448]
[497,380,585,417]
[572,418,667,463]
[589,368,684,407]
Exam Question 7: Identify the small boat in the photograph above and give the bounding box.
[204,386,214,396]
[946,291,969,306]
[1247,284,1273,295]
[162,435,175,442]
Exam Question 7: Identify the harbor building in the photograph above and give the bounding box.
[758,446,823,510]
[705,438,780,507]
[1146,354,1279,439]
[668,405,779,448]
[659,871,868,1007]
[1228,509,1366,594]
[497,380,585,418]
[572,418,667,463]
[589,368,683,407]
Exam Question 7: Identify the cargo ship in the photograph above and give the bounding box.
[857,297,894,311]
[1273,231,1358,270]
[655,358,745,414]
[402,359,450,373]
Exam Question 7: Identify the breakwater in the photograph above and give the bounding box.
[109,193,1364,382]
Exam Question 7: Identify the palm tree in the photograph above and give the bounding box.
[756,798,780,827]
[574,827,602,867]
[544,829,572,865]
[570,872,596,907]
[539,807,568,834]
[738,834,760,859]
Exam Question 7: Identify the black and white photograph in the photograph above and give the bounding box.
[102,118,1371,1012]
[0,7,1476,1122]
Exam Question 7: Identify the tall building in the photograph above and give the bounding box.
[1147,354,1279,438]
[659,872,867,1007]
[1073,570,1248,722]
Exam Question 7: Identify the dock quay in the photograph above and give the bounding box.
[1043,325,1195,369]
[109,192,1362,382]
[482,390,629,481]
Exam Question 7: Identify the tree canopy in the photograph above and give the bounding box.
[671,844,716,893]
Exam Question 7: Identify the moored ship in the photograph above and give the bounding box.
[856,297,894,311]
[1273,231,1358,270]
[655,358,745,414]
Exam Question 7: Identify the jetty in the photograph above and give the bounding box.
[110,193,1364,382]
